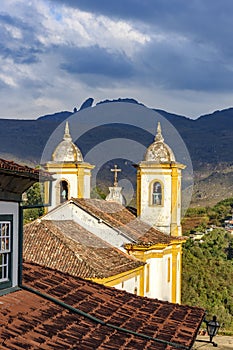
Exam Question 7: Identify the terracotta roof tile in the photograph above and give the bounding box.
[0,158,51,179]
[24,219,144,279]
[0,158,52,198]
[71,198,184,246]
[0,262,204,349]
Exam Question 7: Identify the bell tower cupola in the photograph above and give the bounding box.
[135,122,185,236]
[45,122,94,210]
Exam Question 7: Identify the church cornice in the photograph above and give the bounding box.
[90,264,145,286]
[134,162,186,170]
[45,162,95,169]
[124,238,186,252]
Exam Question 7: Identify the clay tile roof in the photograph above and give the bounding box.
[71,198,184,246]
[0,158,51,180]
[0,262,205,350]
[23,219,144,279]
[0,158,52,198]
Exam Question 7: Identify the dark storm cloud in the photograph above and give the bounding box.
[137,38,233,92]
[52,0,233,92]
[52,0,233,55]
[57,38,233,92]
[0,44,41,64]
[51,0,233,36]
[60,45,134,81]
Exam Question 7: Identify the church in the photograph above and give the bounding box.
[0,156,205,349]
[24,120,186,303]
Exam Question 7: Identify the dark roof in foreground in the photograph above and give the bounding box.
[71,198,185,246]
[0,262,205,350]
[0,158,51,180]
[0,158,52,200]
[24,219,144,279]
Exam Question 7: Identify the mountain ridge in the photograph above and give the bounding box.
[1,98,233,206]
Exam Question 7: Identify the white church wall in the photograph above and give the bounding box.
[161,254,172,302]
[83,172,91,198]
[45,203,73,220]
[44,202,132,249]
[70,205,131,249]
[176,172,182,234]
[145,256,162,299]
[113,275,138,295]
[56,172,78,199]
[48,170,78,208]
[144,251,172,302]
[139,170,172,234]
[176,251,181,303]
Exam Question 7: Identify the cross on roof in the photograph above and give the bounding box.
[111,165,121,187]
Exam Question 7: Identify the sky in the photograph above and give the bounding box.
[1,0,233,119]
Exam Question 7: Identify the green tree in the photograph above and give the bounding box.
[23,183,44,224]
[182,229,233,333]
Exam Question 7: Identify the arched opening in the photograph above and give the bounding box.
[60,180,68,203]
[152,181,162,205]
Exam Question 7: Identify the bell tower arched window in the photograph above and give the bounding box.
[60,180,68,203]
[152,181,162,205]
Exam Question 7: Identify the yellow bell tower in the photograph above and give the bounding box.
[45,122,94,210]
[135,122,185,236]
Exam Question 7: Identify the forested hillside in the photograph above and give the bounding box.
[182,197,233,234]
[182,229,233,333]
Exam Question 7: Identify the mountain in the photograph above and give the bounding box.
[1,98,233,206]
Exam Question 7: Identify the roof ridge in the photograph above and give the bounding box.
[24,220,143,279]
[72,198,145,241]
[71,198,179,245]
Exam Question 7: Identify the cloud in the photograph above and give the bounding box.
[136,36,233,92]
[60,45,134,83]
[0,0,233,118]
[0,11,46,64]
[49,0,233,93]
[51,1,233,61]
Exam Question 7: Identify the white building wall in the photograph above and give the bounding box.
[49,171,78,209]
[144,251,172,301]
[146,257,162,299]
[176,251,181,303]
[0,201,19,288]
[162,253,172,301]
[176,172,182,235]
[140,170,172,234]
[83,172,91,198]
[114,275,138,295]
[45,203,73,221]
[48,167,92,209]
[44,202,133,249]
[56,172,78,198]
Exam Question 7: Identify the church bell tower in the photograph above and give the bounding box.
[135,122,185,236]
[45,122,94,210]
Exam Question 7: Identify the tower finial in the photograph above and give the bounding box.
[63,121,72,140]
[111,165,121,187]
[155,122,164,142]
[106,164,126,205]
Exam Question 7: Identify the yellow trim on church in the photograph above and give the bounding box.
[91,265,145,296]
[124,241,185,303]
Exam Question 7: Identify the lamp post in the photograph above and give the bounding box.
[197,315,220,347]
[206,316,220,346]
